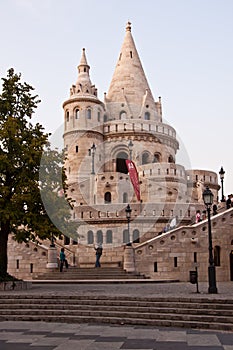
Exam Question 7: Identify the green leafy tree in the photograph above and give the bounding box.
[39,146,79,244]
[0,69,78,280]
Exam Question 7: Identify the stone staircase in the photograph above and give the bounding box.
[32,266,148,281]
[0,294,233,331]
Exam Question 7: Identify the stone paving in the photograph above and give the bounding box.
[1,321,233,350]
[1,282,233,349]
[3,281,233,298]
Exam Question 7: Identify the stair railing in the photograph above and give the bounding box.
[53,240,77,266]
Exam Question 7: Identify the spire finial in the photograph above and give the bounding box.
[126,21,131,32]
[79,47,89,67]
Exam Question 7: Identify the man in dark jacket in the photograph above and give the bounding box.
[94,244,103,268]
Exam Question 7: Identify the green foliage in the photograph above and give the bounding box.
[0,69,48,239]
[39,146,79,242]
[0,68,78,278]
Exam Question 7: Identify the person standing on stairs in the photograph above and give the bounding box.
[94,244,103,268]
[60,248,68,272]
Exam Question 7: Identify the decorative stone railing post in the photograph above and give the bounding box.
[46,246,58,268]
[123,245,135,272]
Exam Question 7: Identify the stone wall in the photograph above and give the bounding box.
[7,236,49,280]
[7,206,232,282]
[134,207,233,282]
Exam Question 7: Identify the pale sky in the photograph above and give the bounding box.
[1,0,233,196]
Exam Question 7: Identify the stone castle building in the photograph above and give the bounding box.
[62,21,219,246]
[8,22,233,283]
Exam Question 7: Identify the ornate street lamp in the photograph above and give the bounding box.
[219,166,225,202]
[50,233,55,247]
[89,143,96,174]
[125,204,132,246]
[202,186,218,294]
[128,140,133,161]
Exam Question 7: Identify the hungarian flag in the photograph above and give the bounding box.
[125,160,140,201]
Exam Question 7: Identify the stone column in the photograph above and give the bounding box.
[46,246,58,268]
[123,245,135,272]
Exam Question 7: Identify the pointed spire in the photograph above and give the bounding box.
[74,48,93,95]
[126,21,131,32]
[106,22,156,117]
[78,48,89,68]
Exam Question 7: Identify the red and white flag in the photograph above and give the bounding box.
[125,160,140,201]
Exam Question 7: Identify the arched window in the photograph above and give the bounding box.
[123,192,128,203]
[87,231,94,244]
[142,152,150,165]
[153,153,160,163]
[116,151,128,173]
[66,111,69,122]
[144,112,150,120]
[168,155,174,163]
[119,111,127,120]
[87,108,91,119]
[75,108,80,119]
[123,229,130,244]
[64,235,70,245]
[104,192,111,203]
[106,230,112,244]
[98,111,101,122]
[133,229,140,243]
[214,246,221,266]
[96,230,103,244]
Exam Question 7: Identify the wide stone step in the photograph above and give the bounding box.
[0,307,233,323]
[1,308,232,322]
[1,294,233,331]
[1,294,233,306]
[0,297,233,310]
[0,315,232,331]
[33,267,147,280]
[34,272,142,276]
[33,276,143,280]
[1,294,233,304]
[1,302,233,317]
[0,313,233,331]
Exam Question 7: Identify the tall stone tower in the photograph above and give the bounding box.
[63,48,105,206]
[63,22,219,248]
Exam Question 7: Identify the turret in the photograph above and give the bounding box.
[63,49,105,203]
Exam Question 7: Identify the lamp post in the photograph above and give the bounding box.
[128,140,133,161]
[89,143,96,174]
[50,233,55,247]
[202,186,218,294]
[219,166,225,202]
[125,204,132,245]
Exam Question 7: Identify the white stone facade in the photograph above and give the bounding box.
[63,22,219,246]
[8,22,233,283]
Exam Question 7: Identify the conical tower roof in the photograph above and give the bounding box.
[67,48,100,99]
[76,48,92,88]
[79,47,89,67]
[106,22,156,112]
